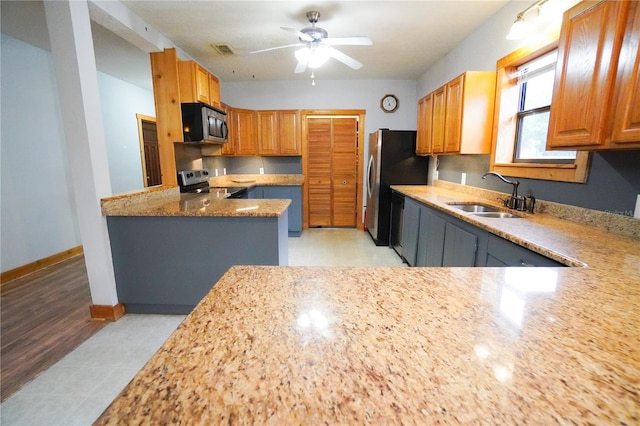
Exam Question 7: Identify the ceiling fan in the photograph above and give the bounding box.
[250,11,372,74]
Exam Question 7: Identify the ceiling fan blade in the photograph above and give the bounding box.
[281,27,314,42]
[323,36,372,46]
[250,43,304,54]
[327,47,363,70]
[294,60,308,74]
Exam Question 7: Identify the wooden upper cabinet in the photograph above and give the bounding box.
[416,94,432,155]
[232,108,257,156]
[278,110,302,155]
[178,61,210,104]
[418,71,495,155]
[548,0,640,150]
[257,111,279,155]
[208,74,221,108]
[431,86,446,154]
[444,74,464,153]
[610,1,640,146]
[255,110,302,156]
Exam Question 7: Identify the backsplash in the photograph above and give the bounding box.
[203,156,302,175]
[436,151,640,218]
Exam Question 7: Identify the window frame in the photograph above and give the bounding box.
[489,38,590,183]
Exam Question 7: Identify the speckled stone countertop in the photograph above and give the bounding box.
[96,264,639,424]
[391,181,640,270]
[100,174,303,217]
[95,180,640,423]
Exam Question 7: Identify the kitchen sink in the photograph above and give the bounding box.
[471,211,522,219]
[447,203,502,213]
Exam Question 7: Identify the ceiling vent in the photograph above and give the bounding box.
[211,44,236,56]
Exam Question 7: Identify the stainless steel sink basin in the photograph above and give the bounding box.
[447,203,502,213]
[471,212,522,218]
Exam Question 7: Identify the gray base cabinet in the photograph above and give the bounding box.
[486,234,564,267]
[249,185,302,237]
[402,197,565,268]
[401,197,421,266]
[107,213,288,314]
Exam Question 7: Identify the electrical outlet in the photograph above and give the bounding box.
[635,194,640,219]
[223,168,226,175]
[214,169,219,177]
[433,170,439,180]
[461,173,466,185]
[259,167,264,175]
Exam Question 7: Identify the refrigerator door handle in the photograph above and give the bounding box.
[367,155,374,199]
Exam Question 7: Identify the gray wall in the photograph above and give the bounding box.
[203,156,302,175]
[418,1,640,217]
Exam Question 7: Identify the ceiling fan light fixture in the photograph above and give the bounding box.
[295,46,330,69]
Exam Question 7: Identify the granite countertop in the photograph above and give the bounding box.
[391,181,640,271]
[95,265,639,424]
[95,180,640,423]
[100,174,303,217]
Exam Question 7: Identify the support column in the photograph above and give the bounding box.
[44,0,122,320]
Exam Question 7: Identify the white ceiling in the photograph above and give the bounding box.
[1,1,512,87]
[121,1,510,82]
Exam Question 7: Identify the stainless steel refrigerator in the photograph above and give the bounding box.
[365,130,429,246]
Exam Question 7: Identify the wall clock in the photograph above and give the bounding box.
[380,94,399,113]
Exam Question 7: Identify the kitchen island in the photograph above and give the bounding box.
[95,263,639,424]
[101,176,299,314]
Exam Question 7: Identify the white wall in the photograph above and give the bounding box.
[98,71,155,194]
[417,1,530,96]
[1,33,155,272]
[1,33,81,271]
[223,79,419,137]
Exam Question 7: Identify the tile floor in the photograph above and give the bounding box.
[0,228,404,425]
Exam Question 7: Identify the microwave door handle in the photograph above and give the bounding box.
[221,120,229,139]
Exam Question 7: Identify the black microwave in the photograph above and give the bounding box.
[181,102,228,144]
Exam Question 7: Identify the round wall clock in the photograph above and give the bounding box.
[380,94,399,113]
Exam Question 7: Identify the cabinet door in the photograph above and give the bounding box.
[209,74,221,107]
[416,207,446,267]
[431,86,446,154]
[401,198,421,266]
[257,111,279,155]
[444,74,464,153]
[416,95,432,155]
[262,186,302,235]
[547,0,628,149]
[442,222,477,267]
[194,65,210,104]
[233,109,257,155]
[610,1,640,146]
[279,110,302,155]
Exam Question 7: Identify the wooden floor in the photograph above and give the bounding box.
[1,255,107,401]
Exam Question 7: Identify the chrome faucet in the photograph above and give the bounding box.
[482,172,521,210]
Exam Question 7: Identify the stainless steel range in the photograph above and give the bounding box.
[177,170,248,198]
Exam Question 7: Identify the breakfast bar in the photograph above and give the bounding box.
[100,175,301,314]
[95,263,639,424]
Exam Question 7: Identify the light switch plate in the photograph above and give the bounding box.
[223,168,226,175]
[461,173,466,185]
[259,168,264,175]
[215,169,219,177]
[635,194,640,219]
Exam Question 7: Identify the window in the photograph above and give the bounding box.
[513,51,576,163]
[490,39,590,183]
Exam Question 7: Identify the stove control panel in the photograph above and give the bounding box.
[178,169,210,187]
